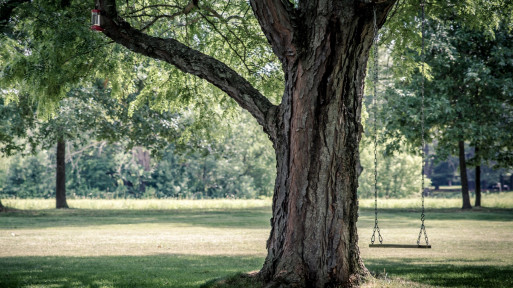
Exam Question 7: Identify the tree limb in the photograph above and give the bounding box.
[249,0,296,64]
[98,0,277,138]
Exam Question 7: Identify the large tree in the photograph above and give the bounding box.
[96,0,396,285]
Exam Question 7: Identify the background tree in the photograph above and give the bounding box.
[380,4,513,209]
[13,80,189,207]
[1,0,116,208]
[0,93,36,211]
[460,25,513,206]
[426,22,513,208]
[1,0,269,208]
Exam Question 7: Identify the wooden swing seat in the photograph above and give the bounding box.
[369,244,431,248]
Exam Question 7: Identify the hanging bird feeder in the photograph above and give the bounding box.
[91,9,103,31]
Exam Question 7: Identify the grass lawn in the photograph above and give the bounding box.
[1,194,513,287]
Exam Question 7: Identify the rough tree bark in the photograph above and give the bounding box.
[98,0,396,286]
[56,139,69,209]
[458,140,472,209]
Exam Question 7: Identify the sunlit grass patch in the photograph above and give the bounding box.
[5,191,512,211]
[0,208,270,257]
[2,198,273,211]
[358,191,513,209]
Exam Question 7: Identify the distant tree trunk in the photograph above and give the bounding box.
[133,147,151,193]
[458,140,472,209]
[475,165,481,207]
[56,139,69,209]
[0,199,4,212]
[474,146,481,207]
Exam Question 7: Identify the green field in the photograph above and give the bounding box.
[1,195,513,287]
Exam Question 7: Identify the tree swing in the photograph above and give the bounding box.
[368,1,431,249]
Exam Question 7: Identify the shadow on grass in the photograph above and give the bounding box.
[0,254,264,288]
[365,258,513,287]
[0,208,272,230]
[3,255,512,288]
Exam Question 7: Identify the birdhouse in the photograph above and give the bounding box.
[91,9,103,31]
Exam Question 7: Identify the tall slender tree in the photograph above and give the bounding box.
[55,138,68,208]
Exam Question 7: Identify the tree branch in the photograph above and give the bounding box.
[98,0,277,138]
[196,10,254,74]
[249,0,296,64]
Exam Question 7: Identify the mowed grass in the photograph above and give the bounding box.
[359,191,513,209]
[1,194,513,287]
[2,198,272,211]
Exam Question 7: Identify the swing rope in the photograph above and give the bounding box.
[370,7,383,245]
[417,0,430,246]
[369,1,431,249]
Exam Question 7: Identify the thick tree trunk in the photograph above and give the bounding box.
[262,72,365,287]
[259,7,389,287]
[56,139,69,209]
[458,140,472,209]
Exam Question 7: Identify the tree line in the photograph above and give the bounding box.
[0,80,276,202]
